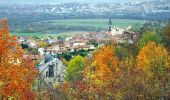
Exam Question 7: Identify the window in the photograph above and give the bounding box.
[46,71,49,77]
[48,65,54,77]
[58,75,64,82]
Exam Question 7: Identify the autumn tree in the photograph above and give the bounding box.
[83,45,121,99]
[0,18,37,99]
[137,42,170,99]
[58,41,170,99]
[37,41,48,48]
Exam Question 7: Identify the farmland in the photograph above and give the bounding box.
[47,19,145,29]
[10,19,145,36]
[12,32,74,39]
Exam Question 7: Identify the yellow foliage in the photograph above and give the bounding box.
[137,42,170,75]
[84,45,120,87]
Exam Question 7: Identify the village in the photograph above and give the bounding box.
[15,19,141,86]
[19,19,139,58]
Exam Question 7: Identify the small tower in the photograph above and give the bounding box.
[108,17,112,31]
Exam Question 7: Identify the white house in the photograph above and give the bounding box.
[110,26,132,36]
[111,27,125,36]
[38,48,45,55]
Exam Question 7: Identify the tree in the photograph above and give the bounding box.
[62,52,72,61]
[115,45,129,60]
[21,43,29,49]
[37,41,48,48]
[83,45,120,99]
[0,18,37,99]
[164,21,170,39]
[65,55,85,82]
[138,31,161,49]
[92,45,119,83]
[137,42,170,98]
[139,22,162,34]
[162,20,170,51]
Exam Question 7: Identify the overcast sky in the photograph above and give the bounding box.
[1,0,148,4]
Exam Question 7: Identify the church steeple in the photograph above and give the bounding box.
[108,17,112,31]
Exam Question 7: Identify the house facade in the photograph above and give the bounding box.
[37,53,66,85]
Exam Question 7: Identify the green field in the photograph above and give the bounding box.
[12,19,145,37]
[12,32,73,39]
[47,19,145,28]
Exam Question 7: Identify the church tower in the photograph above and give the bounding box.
[108,17,112,31]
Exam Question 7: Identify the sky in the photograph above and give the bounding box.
[1,0,147,4]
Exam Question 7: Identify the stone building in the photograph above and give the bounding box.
[37,53,66,86]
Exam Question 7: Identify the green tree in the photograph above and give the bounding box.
[62,52,72,61]
[162,20,170,51]
[115,45,129,59]
[140,22,162,34]
[21,43,29,49]
[138,31,161,49]
[65,55,85,82]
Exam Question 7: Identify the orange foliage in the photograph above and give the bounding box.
[136,42,170,98]
[93,45,119,80]
[0,18,37,99]
[137,42,170,71]
[84,45,120,91]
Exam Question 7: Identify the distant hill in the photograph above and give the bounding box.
[1,0,169,33]
[1,0,148,5]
